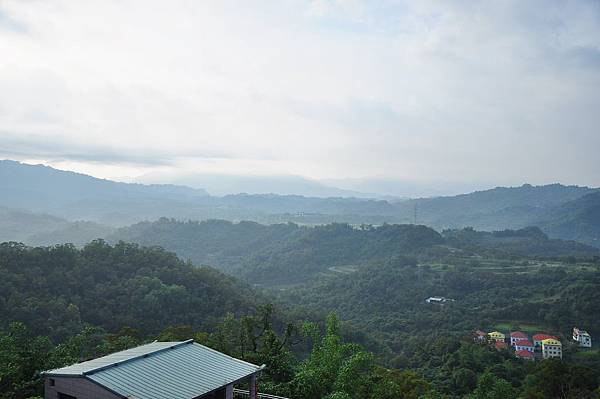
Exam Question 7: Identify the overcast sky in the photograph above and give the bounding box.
[1,0,599,191]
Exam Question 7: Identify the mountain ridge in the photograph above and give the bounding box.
[1,160,599,247]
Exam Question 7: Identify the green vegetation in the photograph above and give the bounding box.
[541,192,600,248]
[443,226,598,258]
[279,254,600,360]
[0,241,263,340]
[6,305,599,399]
[111,220,446,284]
[0,208,112,247]
[573,349,599,360]
[0,239,439,399]
[111,219,599,286]
[1,221,600,398]
[492,323,545,335]
[394,183,597,233]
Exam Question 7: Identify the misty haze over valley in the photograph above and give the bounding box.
[1,1,600,399]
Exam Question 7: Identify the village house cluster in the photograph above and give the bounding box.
[473,327,593,361]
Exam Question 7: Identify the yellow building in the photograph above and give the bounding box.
[488,331,505,342]
[541,338,562,359]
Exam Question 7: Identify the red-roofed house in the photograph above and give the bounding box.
[514,340,534,353]
[533,334,558,349]
[510,331,528,346]
[495,341,508,351]
[515,349,534,360]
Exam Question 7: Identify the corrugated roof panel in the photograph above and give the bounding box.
[43,341,187,376]
[44,341,262,399]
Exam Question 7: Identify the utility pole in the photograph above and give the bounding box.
[413,202,418,225]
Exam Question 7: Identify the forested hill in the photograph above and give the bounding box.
[397,183,597,231]
[539,191,600,248]
[0,240,263,340]
[0,207,113,246]
[2,230,599,398]
[110,219,599,285]
[111,220,444,284]
[0,207,67,244]
[281,254,600,366]
[442,226,598,258]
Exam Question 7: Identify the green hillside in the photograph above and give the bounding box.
[0,207,113,247]
[443,226,599,257]
[0,207,69,243]
[111,219,599,285]
[394,184,596,230]
[280,253,600,363]
[540,192,600,248]
[111,220,445,284]
[1,238,599,398]
[0,241,263,340]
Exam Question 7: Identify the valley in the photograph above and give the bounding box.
[1,161,600,398]
[3,2,600,396]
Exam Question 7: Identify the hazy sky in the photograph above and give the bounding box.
[1,0,599,189]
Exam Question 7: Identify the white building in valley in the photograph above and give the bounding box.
[573,327,592,348]
[541,338,563,359]
[425,296,454,304]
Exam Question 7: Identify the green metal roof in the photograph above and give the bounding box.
[43,340,263,399]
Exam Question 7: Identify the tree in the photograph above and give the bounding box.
[372,369,431,399]
[470,372,516,399]
[522,359,598,399]
[0,322,52,399]
[292,314,371,399]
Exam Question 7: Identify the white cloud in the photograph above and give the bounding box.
[0,0,599,187]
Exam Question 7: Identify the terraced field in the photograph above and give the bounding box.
[424,256,598,275]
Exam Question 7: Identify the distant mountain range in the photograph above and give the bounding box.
[0,207,112,246]
[0,160,209,226]
[0,160,599,247]
[398,183,597,228]
[138,173,488,199]
[138,172,373,198]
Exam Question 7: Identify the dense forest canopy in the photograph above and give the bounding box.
[395,184,597,230]
[110,219,599,285]
[0,241,263,340]
[1,162,600,398]
[111,219,447,283]
[1,240,599,398]
[540,192,600,248]
[282,255,600,360]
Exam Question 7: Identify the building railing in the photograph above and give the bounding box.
[233,388,290,399]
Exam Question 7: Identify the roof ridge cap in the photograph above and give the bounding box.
[84,339,194,376]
